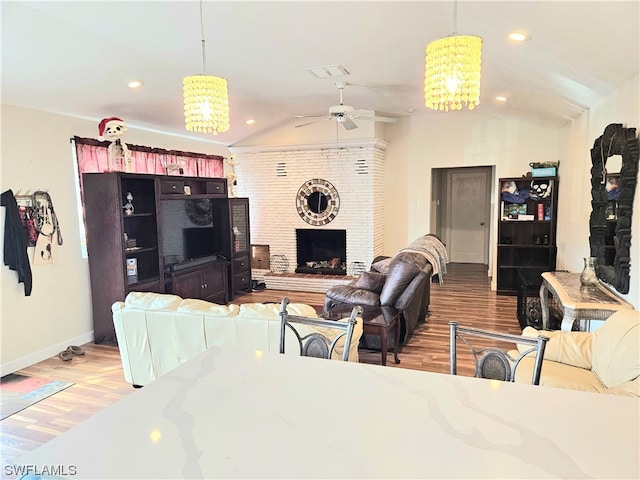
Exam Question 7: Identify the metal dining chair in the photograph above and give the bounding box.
[449,321,549,385]
[279,298,361,361]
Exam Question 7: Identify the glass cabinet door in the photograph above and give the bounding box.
[231,199,249,253]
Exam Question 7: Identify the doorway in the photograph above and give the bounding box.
[431,166,493,266]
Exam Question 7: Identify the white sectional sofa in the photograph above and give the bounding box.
[514,309,639,396]
[112,292,363,387]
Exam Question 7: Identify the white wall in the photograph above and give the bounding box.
[0,105,228,374]
[556,74,640,308]
[384,112,561,282]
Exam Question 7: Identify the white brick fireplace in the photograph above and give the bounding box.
[229,138,387,279]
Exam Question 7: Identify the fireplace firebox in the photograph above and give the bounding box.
[295,229,347,275]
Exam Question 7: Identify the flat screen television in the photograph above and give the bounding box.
[184,227,216,260]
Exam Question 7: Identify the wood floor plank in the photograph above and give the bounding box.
[0,263,519,466]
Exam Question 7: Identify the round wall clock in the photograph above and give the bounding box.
[296,179,340,225]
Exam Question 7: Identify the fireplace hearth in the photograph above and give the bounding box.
[296,229,347,275]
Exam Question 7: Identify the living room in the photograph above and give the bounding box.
[1,1,639,476]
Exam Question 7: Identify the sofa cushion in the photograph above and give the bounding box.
[515,354,606,393]
[177,299,240,317]
[591,310,640,389]
[325,285,381,306]
[379,252,427,306]
[353,271,387,294]
[520,326,593,369]
[239,302,318,319]
[124,291,183,310]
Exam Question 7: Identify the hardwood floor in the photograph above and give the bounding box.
[0,263,518,466]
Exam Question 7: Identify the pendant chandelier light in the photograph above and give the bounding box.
[183,0,230,134]
[424,0,482,112]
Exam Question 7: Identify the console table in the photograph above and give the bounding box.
[15,346,639,479]
[539,271,633,331]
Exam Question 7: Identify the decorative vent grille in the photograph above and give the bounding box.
[270,254,290,273]
[355,159,368,175]
[276,162,287,177]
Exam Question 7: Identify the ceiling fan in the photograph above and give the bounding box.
[294,82,397,130]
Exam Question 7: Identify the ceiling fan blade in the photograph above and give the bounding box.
[341,117,358,130]
[351,109,397,123]
[294,114,329,119]
[295,117,333,128]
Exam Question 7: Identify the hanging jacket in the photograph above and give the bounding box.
[1,189,33,296]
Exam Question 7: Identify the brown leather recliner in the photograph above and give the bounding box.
[323,252,432,349]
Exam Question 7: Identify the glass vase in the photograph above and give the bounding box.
[580,257,599,286]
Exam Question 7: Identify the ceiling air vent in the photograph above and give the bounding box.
[276,162,287,177]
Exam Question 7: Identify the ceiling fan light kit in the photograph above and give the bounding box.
[424,0,483,112]
[183,0,230,135]
[295,82,396,130]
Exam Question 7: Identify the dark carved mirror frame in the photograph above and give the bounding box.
[589,123,639,294]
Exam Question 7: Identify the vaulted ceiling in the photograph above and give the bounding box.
[2,1,638,146]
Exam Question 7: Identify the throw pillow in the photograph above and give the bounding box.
[371,257,392,274]
[353,271,386,294]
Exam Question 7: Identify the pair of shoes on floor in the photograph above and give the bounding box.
[58,345,84,361]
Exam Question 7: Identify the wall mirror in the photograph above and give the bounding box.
[589,123,639,294]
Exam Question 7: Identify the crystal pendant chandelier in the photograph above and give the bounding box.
[424,0,482,112]
[183,0,230,134]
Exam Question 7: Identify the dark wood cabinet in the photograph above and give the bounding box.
[83,173,163,343]
[166,261,229,304]
[230,198,252,295]
[496,176,559,294]
[210,197,252,297]
[83,172,249,343]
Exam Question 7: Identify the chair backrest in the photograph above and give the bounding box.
[449,321,549,385]
[280,298,360,361]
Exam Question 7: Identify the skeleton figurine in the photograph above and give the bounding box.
[98,117,132,172]
[226,155,240,197]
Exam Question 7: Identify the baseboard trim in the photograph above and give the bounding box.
[1,331,95,377]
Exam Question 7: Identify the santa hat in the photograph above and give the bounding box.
[98,117,126,139]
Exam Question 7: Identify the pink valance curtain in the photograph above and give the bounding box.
[72,136,224,178]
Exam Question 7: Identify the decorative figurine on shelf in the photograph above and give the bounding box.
[123,192,134,215]
[529,179,552,201]
[226,155,240,197]
[98,116,132,172]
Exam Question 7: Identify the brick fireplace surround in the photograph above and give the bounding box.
[230,139,387,292]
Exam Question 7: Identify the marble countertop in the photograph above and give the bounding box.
[13,346,640,479]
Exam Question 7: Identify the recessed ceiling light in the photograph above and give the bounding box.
[508,32,531,42]
[496,96,508,102]
[128,80,144,89]
[246,119,255,125]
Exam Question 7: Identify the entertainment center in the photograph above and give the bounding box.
[82,172,251,343]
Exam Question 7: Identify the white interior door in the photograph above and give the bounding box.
[446,168,491,264]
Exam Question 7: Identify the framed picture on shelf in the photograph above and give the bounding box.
[502,203,527,219]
